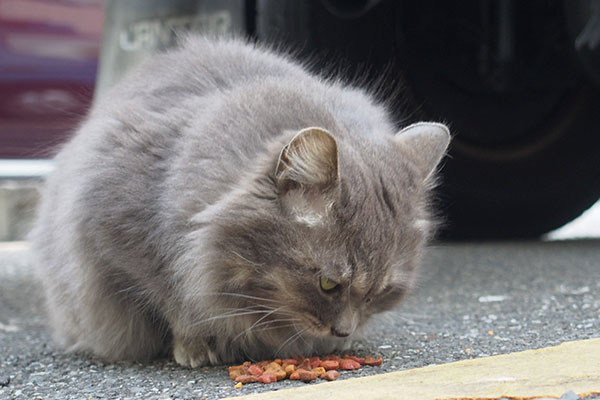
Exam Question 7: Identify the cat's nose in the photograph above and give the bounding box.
[331,309,359,337]
[330,327,350,337]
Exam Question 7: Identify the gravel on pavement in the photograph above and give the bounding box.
[1,240,599,399]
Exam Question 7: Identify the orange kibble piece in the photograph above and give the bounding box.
[323,355,341,361]
[247,364,264,376]
[319,360,339,370]
[275,370,287,380]
[267,362,281,370]
[290,368,318,382]
[297,358,312,370]
[310,358,322,369]
[258,372,277,384]
[297,369,318,382]
[256,360,271,368]
[344,355,365,365]
[311,367,326,377]
[282,358,298,366]
[321,370,340,381]
[339,359,361,370]
[284,364,296,377]
[229,368,244,380]
[265,364,286,381]
[228,364,249,380]
[235,374,259,384]
[363,356,383,366]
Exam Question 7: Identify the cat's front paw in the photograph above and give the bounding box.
[173,337,218,368]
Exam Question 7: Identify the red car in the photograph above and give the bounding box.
[0,0,103,158]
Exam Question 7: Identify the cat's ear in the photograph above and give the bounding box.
[393,122,450,180]
[274,127,339,221]
[275,127,339,191]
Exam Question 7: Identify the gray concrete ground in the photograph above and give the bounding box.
[1,240,599,399]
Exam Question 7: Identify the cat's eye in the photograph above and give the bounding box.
[320,276,338,292]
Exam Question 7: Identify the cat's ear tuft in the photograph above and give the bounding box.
[393,122,450,180]
[275,127,339,224]
[275,127,339,191]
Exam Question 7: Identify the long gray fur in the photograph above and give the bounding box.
[30,36,450,367]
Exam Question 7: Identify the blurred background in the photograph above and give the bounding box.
[0,0,599,241]
[0,0,102,159]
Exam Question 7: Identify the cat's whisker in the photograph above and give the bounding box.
[237,316,302,340]
[395,314,429,326]
[190,309,278,328]
[397,312,428,319]
[275,327,308,356]
[201,292,281,304]
[251,323,300,338]
[254,323,298,332]
[210,305,276,318]
[252,317,300,328]
[344,277,353,303]
[221,304,278,313]
[289,321,311,347]
[231,306,285,342]
[230,251,264,266]
[213,309,270,320]
[287,327,309,352]
[223,302,302,318]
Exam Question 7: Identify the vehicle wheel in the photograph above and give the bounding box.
[255,0,600,239]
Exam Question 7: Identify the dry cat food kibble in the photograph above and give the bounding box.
[228,355,383,387]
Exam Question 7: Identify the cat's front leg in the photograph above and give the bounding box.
[173,335,219,368]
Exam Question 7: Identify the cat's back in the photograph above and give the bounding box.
[71,36,315,200]
[34,36,391,262]
[100,36,308,113]
[32,37,317,265]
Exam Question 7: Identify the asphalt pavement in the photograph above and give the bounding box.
[1,239,599,399]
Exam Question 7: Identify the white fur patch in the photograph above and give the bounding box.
[414,218,430,231]
[295,212,325,226]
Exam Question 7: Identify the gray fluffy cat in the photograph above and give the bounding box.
[31,36,450,367]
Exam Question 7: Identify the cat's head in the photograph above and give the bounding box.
[197,122,449,347]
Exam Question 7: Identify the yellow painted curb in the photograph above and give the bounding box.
[226,338,600,400]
